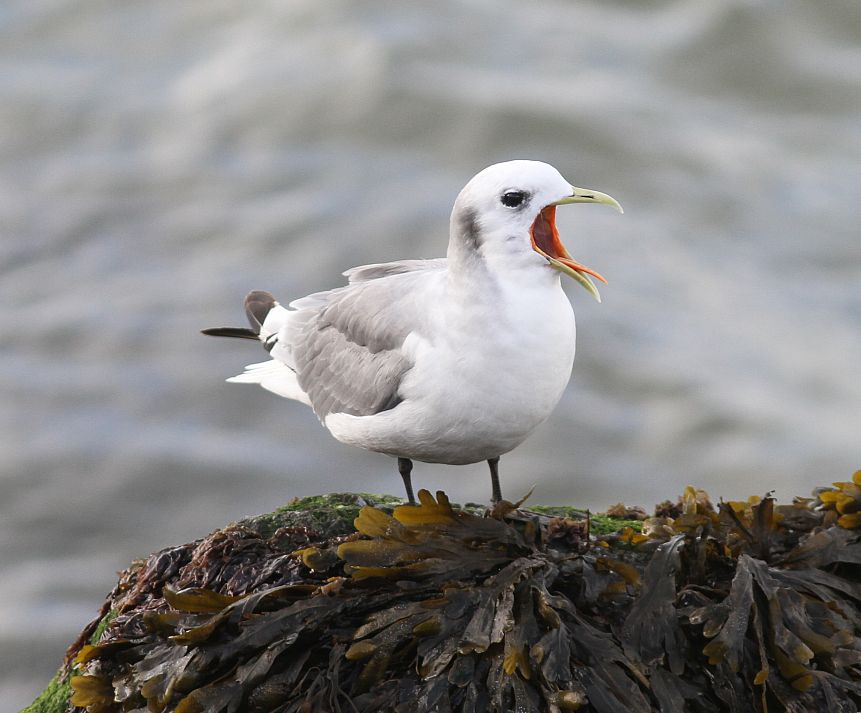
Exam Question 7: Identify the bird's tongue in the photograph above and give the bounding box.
[530,205,607,284]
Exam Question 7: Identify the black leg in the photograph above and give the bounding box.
[398,457,416,505]
[488,457,502,503]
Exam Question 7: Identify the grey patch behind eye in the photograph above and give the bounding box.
[457,207,482,252]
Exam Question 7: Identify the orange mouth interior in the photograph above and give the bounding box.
[530,205,607,283]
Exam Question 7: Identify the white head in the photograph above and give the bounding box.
[449,160,622,301]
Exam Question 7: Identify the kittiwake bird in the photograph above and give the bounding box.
[203,160,622,504]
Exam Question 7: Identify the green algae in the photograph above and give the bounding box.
[589,512,644,535]
[240,492,407,539]
[89,609,117,644]
[241,494,624,540]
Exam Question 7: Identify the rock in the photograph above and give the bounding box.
[24,481,861,712]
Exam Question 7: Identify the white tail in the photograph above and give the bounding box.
[227,360,311,405]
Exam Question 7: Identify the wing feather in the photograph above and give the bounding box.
[289,259,444,419]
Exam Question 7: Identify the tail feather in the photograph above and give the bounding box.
[204,289,305,403]
[227,360,310,404]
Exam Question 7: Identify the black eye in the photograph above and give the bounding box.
[501,191,527,208]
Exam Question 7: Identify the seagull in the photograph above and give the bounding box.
[203,160,622,504]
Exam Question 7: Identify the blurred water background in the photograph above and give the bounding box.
[2,0,860,706]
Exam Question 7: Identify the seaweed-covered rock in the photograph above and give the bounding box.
[26,476,861,712]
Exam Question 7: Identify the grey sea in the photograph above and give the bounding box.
[2,0,860,707]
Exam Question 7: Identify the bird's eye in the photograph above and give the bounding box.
[501,191,527,208]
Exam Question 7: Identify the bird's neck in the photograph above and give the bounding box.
[447,225,557,288]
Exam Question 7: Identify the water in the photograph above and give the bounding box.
[2,0,860,707]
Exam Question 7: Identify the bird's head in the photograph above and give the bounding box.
[450,160,623,301]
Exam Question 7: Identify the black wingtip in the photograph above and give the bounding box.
[244,290,276,333]
[201,327,260,340]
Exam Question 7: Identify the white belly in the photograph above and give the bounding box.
[326,275,576,464]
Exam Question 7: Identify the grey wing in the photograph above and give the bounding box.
[289,262,443,419]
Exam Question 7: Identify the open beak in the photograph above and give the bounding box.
[530,187,623,303]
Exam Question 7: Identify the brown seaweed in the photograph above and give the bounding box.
[65,477,861,712]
